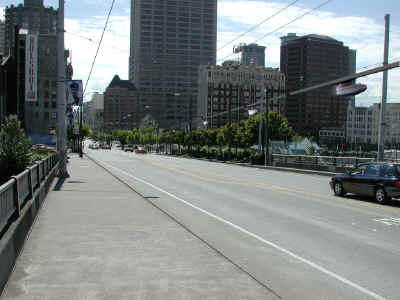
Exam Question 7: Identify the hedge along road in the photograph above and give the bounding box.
[88,148,400,300]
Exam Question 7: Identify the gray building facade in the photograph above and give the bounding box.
[24,34,59,135]
[198,63,285,129]
[233,43,266,67]
[129,0,217,129]
[4,0,57,56]
[83,93,104,132]
[0,20,5,57]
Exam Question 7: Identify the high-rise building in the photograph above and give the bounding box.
[24,34,60,136]
[104,75,139,134]
[0,20,5,57]
[198,63,285,129]
[129,0,217,129]
[280,33,352,138]
[4,0,57,56]
[233,43,266,67]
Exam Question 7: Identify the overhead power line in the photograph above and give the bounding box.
[217,0,301,52]
[83,0,116,94]
[64,30,128,53]
[253,0,334,43]
[218,0,334,63]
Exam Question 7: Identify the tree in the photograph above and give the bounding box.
[0,115,32,183]
[265,110,295,142]
[113,130,130,146]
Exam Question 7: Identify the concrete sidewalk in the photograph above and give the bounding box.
[1,154,276,300]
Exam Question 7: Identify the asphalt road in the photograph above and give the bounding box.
[88,147,400,300]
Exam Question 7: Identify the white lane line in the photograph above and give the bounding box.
[101,160,387,300]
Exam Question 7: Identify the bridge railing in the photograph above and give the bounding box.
[272,154,375,172]
[0,154,59,234]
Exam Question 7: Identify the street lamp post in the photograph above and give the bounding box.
[265,89,269,166]
[57,0,69,176]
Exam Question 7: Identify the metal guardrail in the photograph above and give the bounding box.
[0,154,58,234]
[272,154,375,171]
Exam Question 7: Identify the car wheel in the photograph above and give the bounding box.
[375,187,387,204]
[333,181,345,196]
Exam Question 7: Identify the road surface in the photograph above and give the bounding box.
[88,148,400,300]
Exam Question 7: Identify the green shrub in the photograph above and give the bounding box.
[0,115,32,183]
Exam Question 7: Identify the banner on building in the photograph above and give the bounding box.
[25,34,38,102]
[66,80,83,106]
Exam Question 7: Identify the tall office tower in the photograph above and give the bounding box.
[280,33,351,138]
[4,0,57,56]
[129,0,217,129]
[0,20,5,57]
[233,43,266,67]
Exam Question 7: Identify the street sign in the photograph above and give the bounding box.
[66,80,83,106]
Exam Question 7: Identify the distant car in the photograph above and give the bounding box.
[103,144,111,150]
[91,143,99,150]
[135,146,147,154]
[124,144,134,152]
[330,162,400,204]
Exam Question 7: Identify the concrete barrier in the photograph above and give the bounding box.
[0,163,58,294]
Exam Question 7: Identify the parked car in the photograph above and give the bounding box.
[330,162,400,204]
[135,146,147,154]
[124,144,134,152]
[102,144,112,150]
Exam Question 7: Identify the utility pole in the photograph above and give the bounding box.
[258,79,264,153]
[57,0,68,177]
[264,88,269,166]
[79,100,83,157]
[228,90,232,160]
[378,14,390,162]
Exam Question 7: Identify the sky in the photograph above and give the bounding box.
[0,0,399,106]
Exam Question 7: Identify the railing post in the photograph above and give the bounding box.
[37,162,41,187]
[355,158,358,168]
[27,167,33,200]
[11,176,21,218]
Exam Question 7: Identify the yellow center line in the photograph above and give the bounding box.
[137,155,399,215]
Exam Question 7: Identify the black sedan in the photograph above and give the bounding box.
[330,162,400,204]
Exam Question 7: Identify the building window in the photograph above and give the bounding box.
[52,102,56,108]
[44,102,49,108]
[44,112,50,120]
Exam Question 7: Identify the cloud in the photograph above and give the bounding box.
[216,0,400,105]
[64,13,130,96]
[2,1,399,106]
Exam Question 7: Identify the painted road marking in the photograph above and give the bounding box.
[138,156,398,215]
[99,159,387,300]
[374,218,400,226]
